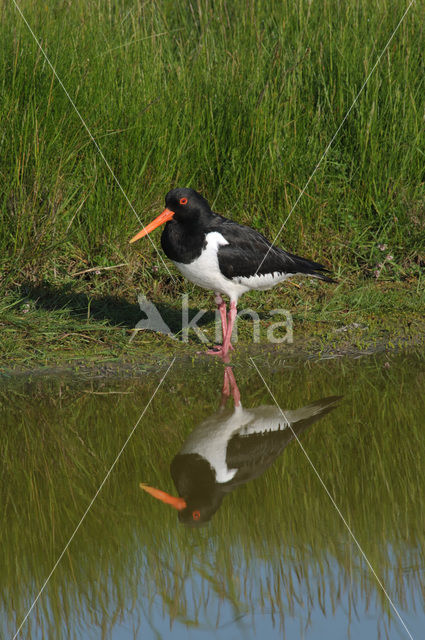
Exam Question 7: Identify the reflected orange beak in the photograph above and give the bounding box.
[140,483,187,511]
[129,208,175,243]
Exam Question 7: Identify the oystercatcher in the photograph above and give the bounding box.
[140,367,341,525]
[130,188,335,357]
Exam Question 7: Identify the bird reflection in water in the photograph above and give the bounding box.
[141,367,341,526]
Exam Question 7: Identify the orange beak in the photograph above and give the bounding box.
[140,483,187,511]
[129,208,175,243]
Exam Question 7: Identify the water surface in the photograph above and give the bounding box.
[2,349,424,639]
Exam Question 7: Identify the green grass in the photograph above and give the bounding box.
[1,0,424,367]
[1,275,425,372]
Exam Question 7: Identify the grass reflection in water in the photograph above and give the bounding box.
[1,350,424,638]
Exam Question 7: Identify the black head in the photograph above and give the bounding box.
[170,452,226,527]
[165,188,212,224]
[129,187,214,244]
[176,494,225,528]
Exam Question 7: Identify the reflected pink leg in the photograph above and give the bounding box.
[225,366,241,406]
[220,367,240,407]
[220,367,231,408]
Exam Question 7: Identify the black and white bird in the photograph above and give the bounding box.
[130,188,335,357]
[140,367,341,525]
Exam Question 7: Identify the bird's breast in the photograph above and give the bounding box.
[171,231,234,293]
[161,221,205,263]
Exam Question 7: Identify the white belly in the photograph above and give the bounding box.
[173,231,297,301]
[173,232,249,302]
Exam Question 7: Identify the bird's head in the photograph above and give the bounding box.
[165,188,212,223]
[139,482,222,527]
[129,188,212,243]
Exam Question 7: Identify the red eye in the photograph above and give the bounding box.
[179,197,188,205]
[192,510,201,521]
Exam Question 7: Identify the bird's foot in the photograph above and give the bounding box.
[196,345,221,355]
[205,345,225,356]
[199,346,231,363]
[205,343,234,354]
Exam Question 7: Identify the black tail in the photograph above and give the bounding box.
[287,251,337,283]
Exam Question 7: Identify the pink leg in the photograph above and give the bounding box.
[216,294,227,341]
[205,294,234,357]
[221,301,237,358]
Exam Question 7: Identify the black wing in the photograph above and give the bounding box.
[210,216,335,282]
[223,396,342,489]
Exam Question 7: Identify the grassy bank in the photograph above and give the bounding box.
[1,1,424,368]
[1,276,424,373]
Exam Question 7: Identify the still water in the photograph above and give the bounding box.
[1,349,424,639]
